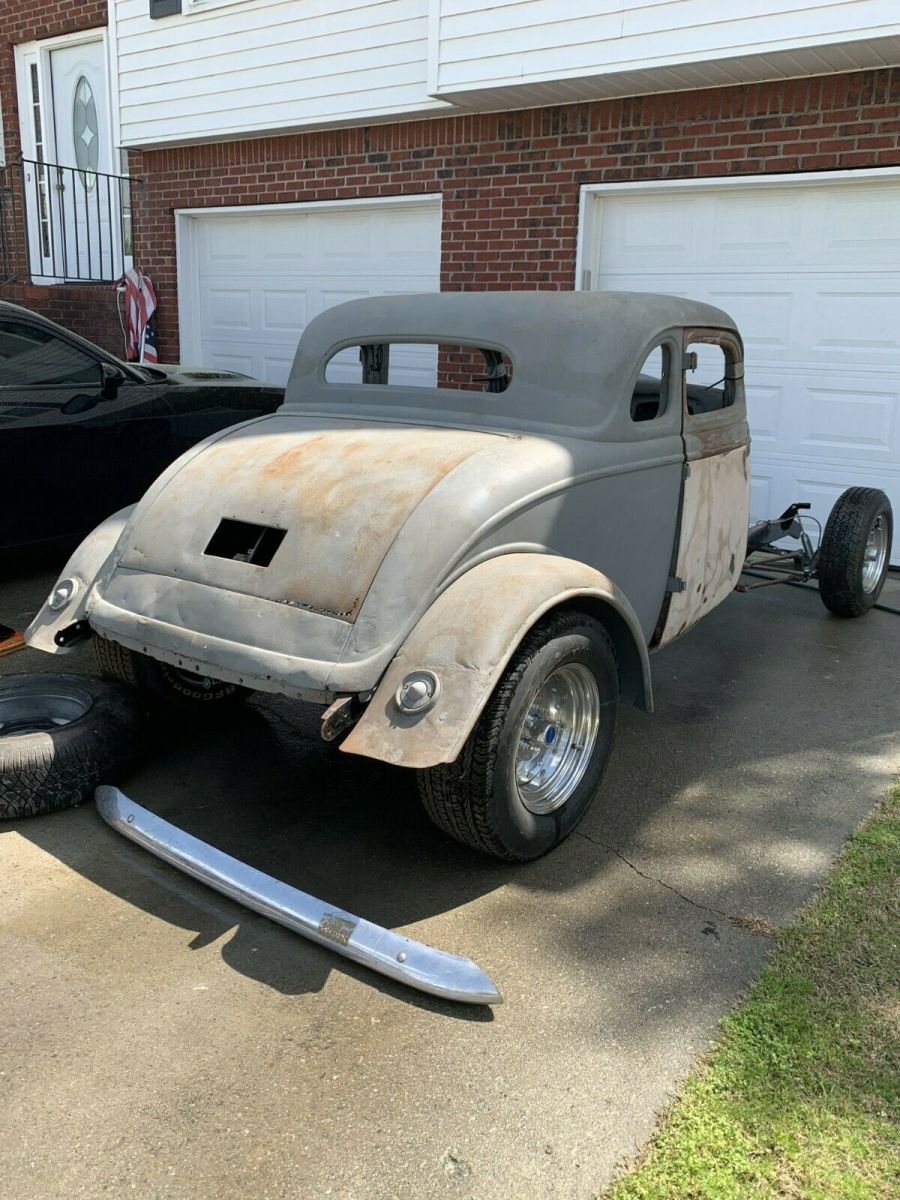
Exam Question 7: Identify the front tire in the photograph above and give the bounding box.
[94,637,248,712]
[817,488,893,617]
[417,611,618,861]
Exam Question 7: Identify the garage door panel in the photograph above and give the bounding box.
[744,381,783,446]
[601,185,900,272]
[600,272,900,368]
[591,178,900,561]
[809,286,900,363]
[801,381,900,460]
[714,192,805,261]
[202,287,253,333]
[183,201,441,389]
[747,366,900,463]
[819,189,900,263]
[261,290,308,334]
[198,218,256,267]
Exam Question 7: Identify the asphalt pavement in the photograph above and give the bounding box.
[1,563,898,1199]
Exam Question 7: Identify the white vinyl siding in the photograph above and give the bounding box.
[114,0,446,147]
[434,0,900,102]
[580,172,900,563]
[113,0,900,146]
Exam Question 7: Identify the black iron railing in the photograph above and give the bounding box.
[12,157,140,284]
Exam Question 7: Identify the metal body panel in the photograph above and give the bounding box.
[95,787,501,1005]
[658,444,751,647]
[342,553,650,769]
[25,506,135,654]
[466,459,683,640]
[117,416,504,622]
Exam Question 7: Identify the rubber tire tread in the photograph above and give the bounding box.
[817,487,893,618]
[417,611,616,861]
[94,636,246,711]
[0,673,144,820]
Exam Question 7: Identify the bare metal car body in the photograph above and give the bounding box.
[27,291,750,767]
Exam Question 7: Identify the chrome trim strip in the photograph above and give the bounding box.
[95,787,501,1006]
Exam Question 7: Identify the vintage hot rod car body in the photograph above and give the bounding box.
[26,292,891,866]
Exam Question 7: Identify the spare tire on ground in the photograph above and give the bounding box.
[0,673,144,820]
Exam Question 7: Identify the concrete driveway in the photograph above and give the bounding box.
[2,564,898,1200]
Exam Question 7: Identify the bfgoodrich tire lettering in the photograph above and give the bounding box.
[0,673,143,820]
[94,636,247,711]
[417,611,619,861]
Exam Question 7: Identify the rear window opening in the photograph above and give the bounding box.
[324,342,513,393]
[204,519,287,567]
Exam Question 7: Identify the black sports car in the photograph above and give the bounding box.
[0,300,285,555]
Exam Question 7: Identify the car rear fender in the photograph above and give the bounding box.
[341,553,652,769]
[25,506,135,654]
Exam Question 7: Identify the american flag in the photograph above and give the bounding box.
[119,268,158,363]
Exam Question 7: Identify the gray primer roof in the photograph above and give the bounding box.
[284,291,741,435]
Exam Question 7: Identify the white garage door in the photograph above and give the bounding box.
[585,175,900,562]
[178,199,441,385]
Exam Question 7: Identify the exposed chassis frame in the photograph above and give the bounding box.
[737,502,818,592]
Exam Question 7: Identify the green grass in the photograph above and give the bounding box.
[606,787,900,1200]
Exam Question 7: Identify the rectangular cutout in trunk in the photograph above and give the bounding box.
[204,519,287,567]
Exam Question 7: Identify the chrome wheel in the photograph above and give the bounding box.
[862,515,889,594]
[514,663,600,815]
[0,684,92,736]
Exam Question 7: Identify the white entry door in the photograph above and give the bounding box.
[178,200,442,384]
[582,175,900,563]
[49,39,115,279]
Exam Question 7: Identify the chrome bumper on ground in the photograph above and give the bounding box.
[95,787,501,1006]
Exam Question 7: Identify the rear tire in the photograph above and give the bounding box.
[817,488,893,617]
[94,636,248,712]
[0,673,143,819]
[417,611,618,861]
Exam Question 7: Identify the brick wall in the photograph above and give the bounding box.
[2,282,125,353]
[132,68,900,365]
[0,1,120,349]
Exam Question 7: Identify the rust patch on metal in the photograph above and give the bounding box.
[116,419,499,622]
[318,913,357,945]
[684,417,749,462]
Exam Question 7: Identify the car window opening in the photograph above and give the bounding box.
[685,341,738,415]
[325,342,513,393]
[631,344,670,422]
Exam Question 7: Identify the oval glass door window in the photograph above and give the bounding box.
[73,76,99,188]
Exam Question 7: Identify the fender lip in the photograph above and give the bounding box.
[342,553,651,769]
[95,786,502,1006]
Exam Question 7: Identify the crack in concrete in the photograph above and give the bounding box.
[575,829,776,936]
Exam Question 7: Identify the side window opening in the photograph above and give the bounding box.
[325,342,513,392]
[631,344,670,422]
[684,338,739,415]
